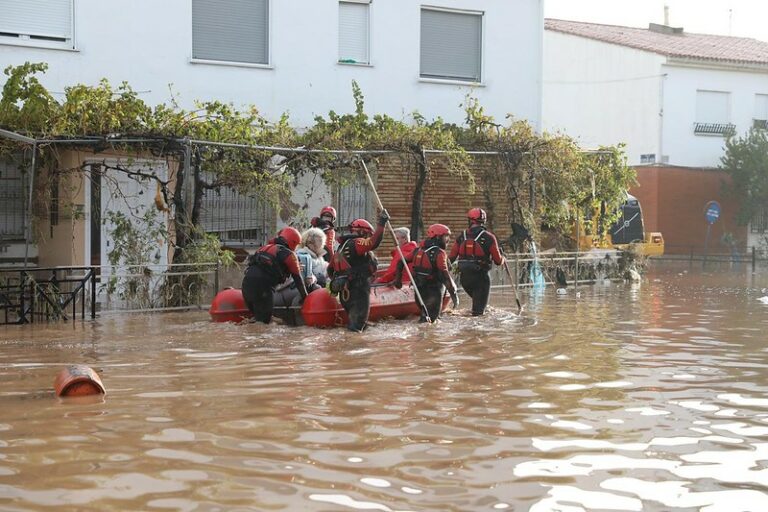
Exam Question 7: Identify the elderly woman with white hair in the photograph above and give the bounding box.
[273,228,328,322]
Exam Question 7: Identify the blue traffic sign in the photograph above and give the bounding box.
[705,201,721,224]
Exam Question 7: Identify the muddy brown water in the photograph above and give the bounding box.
[2,263,768,511]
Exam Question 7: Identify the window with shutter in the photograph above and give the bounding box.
[0,0,73,49]
[192,0,269,65]
[694,90,734,136]
[420,8,482,83]
[338,1,370,65]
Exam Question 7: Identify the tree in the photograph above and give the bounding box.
[721,127,768,225]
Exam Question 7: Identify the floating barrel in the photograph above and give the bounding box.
[54,365,106,397]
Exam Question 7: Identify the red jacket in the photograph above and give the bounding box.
[448,225,504,266]
[375,241,418,284]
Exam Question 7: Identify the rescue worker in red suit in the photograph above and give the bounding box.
[328,209,390,332]
[242,227,308,324]
[310,206,337,262]
[448,208,504,316]
[395,223,459,323]
[374,227,418,284]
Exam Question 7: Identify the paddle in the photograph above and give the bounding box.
[358,158,432,323]
[502,259,523,314]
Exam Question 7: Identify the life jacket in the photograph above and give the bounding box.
[457,228,490,263]
[251,243,287,281]
[412,245,441,282]
[331,238,377,277]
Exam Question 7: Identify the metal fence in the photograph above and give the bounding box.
[0,154,25,240]
[96,262,221,313]
[0,266,96,324]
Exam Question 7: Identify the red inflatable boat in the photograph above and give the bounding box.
[209,284,449,327]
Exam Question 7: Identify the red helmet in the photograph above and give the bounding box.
[427,223,451,238]
[349,218,374,235]
[277,227,301,250]
[467,208,487,223]
[320,206,337,220]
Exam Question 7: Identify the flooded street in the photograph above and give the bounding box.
[2,262,768,511]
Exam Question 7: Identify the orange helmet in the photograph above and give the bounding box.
[349,218,374,235]
[320,206,337,221]
[427,223,451,238]
[467,208,486,223]
[277,227,301,250]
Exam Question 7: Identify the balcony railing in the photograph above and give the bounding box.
[693,122,736,136]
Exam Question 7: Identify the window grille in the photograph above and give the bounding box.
[0,155,25,240]
[339,1,370,64]
[336,178,374,228]
[0,0,72,45]
[199,186,274,246]
[192,0,269,65]
[420,8,482,82]
[751,205,768,234]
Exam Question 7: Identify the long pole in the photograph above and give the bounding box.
[359,159,431,323]
[502,260,522,314]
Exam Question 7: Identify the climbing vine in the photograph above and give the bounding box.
[0,62,636,283]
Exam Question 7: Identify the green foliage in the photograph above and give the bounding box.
[0,62,635,254]
[721,127,768,225]
[0,62,58,135]
[103,209,168,307]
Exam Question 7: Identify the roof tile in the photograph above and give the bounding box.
[545,19,768,66]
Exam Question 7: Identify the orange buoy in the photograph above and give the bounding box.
[209,287,250,323]
[54,365,106,397]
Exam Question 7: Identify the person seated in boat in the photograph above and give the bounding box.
[328,210,390,332]
[273,227,328,312]
[374,227,418,284]
[242,227,308,324]
[310,206,337,262]
[395,223,458,323]
[448,208,505,316]
[296,227,329,290]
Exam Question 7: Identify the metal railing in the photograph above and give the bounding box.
[0,266,96,324]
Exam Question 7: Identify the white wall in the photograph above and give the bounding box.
[662,63,768,168]
[0,0,542,130]
[543,31,665,164]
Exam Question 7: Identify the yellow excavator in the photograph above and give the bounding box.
[574,194,664,256]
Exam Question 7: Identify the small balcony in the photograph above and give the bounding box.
[693,122,736,137]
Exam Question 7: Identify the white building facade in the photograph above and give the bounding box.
[0,0,543,128]
[0,0,545,266]
[543,20,768,168]
[543,19,768,253]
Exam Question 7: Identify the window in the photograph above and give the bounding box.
[694,90,733,136]
[755,94,768,130]
[339,1,370,65]
[0,0,73,49]
[192,0,269,65]
[420,7,482,82]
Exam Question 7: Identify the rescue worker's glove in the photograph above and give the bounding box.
[393,278,403,289]
[377,209,390,227]
[317,219,334,231]
[450,290,459,309]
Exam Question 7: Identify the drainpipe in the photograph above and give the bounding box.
[24,142,37,268]
[658,73,667,165]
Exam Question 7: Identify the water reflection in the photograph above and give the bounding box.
[1,263,768,510]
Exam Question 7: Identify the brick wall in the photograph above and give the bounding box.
[631,166,747,255]
[374,155,528,257]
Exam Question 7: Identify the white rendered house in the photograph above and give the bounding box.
[0,0,545,266]
[543,19,768,253]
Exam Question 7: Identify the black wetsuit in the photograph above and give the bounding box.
[242,241,306,324]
